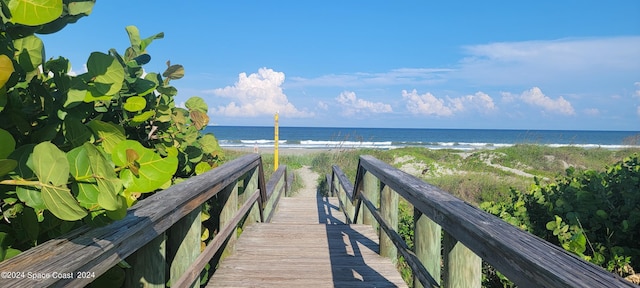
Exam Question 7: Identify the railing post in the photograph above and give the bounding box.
[243,167,261,226]
[167,207,201,288]
[123,233,166,288]
[361,171,379,230]
[443,232,481,288]
[220,180,239,261]
[379,183,398,263]
[414,209,441,288]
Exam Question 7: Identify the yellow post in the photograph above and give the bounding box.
[274,112,279,171]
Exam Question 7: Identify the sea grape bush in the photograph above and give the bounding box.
[0,0,223,261]
[481,154,640,282]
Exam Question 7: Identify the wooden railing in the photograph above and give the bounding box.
[330,155,636,288]
[0,154,289,288]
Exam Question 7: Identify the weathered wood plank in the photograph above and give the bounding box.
[167,207,201,288]
[414,209,441,288]
[356,155,635,288]
[207,224,407,288]
[270,197,347,224]
[0,154,262,288]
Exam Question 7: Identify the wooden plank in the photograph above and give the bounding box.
[270,197,347,224]
[380,183,398,263]
[0,154,262,288]
[356,155,635,288]
[414,209,441,288]
[207,223,407,288]
[172,189,261,288]
[123,233,166,288]
[443,231,481,288]
[167,207,201,288]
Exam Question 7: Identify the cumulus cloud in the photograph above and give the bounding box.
[635,82,640,98]
[210,68,312,118]
[402,89,496,117]
[335,91,392,116]
[519,87,575,115]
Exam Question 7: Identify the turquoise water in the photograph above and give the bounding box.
[206,126,640,150]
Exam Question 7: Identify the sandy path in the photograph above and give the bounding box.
[294,165,319,197]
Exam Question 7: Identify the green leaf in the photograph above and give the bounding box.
[20,207,40,241]
[112,140,178,193]
[125,26,142,52]
[0,128,16,158]
[63,117,92,148]
[13,35,44,72]
[84,143,122,211]
[8,0,63,26]
[87,120,126,154]
[568,233,587,255]
[41,184,87,221]
[140,32,164,52]
[67,0,94,15]
[132,78,156,96]
[16,187,45,210]
[199,134,221,154]
[29,142,69,186]
[131,110,155,123]
[0,159,17,177]
[67,145,98,208]
[162,63,184,80]
[87,52,124,95]
[185,96,208,113]
[195,162,211,175]
[0,86,7,112]
[0,55,14,89]
[123,96,146,112]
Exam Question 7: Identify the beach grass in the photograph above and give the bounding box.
[225,145,640,204]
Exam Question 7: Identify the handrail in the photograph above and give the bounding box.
[330,155,635,288]
[0,153,288,287]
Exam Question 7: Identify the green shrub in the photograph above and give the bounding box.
[0,1,222,264]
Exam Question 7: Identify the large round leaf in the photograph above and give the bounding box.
[29,142,68,186]
[8,0,63,26]
[185,96,208,113]
[0,159,17,177]
[0,128,15,158]
[67,145,98,209]
[41,185,87,221]
[0,55,14,88]
[112,140,178,193]
[198,134,221,154]
[85,144,123,211]
[87,52,124,95]
[87,120,126,154]
[13,35,44,72]
[123,96,146,112]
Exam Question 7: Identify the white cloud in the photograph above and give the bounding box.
[335,91,392,116]
[520,87,575,115]
[402,89,496,117]
[317,101,329,110]
[288,68,452,88]
[635,82,640,98]
[584,108,600,116]
[456,36,640,86]
[210,68,312,118]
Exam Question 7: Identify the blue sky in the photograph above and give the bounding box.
[40,1,640,130]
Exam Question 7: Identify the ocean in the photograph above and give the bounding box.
[205,126,640,151]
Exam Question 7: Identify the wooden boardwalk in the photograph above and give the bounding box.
[207,195,408,287]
